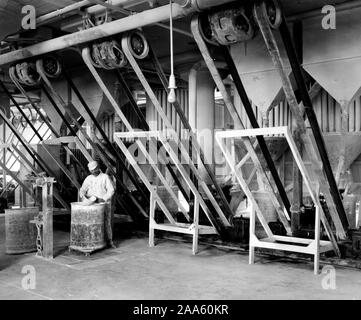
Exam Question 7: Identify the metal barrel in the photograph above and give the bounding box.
[5,207,39,254]
[69,202,106,253]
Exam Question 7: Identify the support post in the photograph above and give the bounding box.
[42,179,54,259]
[314,203,321,275]
[335,101,350,185]
[191,15,291,234]
[192,195,200,255]
[149,186,156,247]
[195,69,215,184]
[291,130,303,235]
[253,4,347,238]
[249,201,255,265]
[218,44,292,216]
[3,124,6,200]
[276,7,348,232]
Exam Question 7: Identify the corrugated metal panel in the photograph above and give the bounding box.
[310,89,361,133]
[259,88,361,133]
[98,113,115,142]
[147,89,189,139]
[267,98,292,130]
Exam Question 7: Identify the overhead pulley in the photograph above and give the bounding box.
[257,0,282,30]
[127,31,149,60]
[199,1,281,46]
[198,6,256,46]
[90,40,127,69]
[13,62,41,87]
[209,7,255,45]
[40,56,62,78]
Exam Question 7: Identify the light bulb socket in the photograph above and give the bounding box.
[168,74,177,90]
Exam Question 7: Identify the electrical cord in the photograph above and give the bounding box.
[167,0,177,104]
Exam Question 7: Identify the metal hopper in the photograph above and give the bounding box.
[303,8,361,184]
[323,132,361,180]
[230,31,292,126]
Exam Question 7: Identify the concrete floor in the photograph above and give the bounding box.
[1,215,361,300]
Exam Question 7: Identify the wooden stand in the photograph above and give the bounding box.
[216,127,338,274]
[149,188,215,255]
[114,131,218,255]
[248,202,332,275]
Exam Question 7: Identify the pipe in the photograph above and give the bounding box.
[0,4,191,66]
[196,69,216,184]
[84,0,149,14]
[174,0,236,11]
[37,0,91,26]
[37,0,147,26]
[60,0,193,38]
[0,0,236,67]
[188,62,203,132]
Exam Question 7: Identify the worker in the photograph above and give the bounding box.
[79,160,116,248]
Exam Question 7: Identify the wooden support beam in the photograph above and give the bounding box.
[42,179,54,259]
[148,46,234,221]
[254,5,347,239]
[216,127,340,258]
[120,38,230,232]
[192,195,200,255]
[291,131,302,236]
[37,66,148,219]
[219,44,292,217]
[277,6,348,232]
[191,16,291,235]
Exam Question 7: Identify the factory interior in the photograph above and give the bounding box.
[1,0,361,300]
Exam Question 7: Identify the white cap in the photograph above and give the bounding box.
[88,161,98,171]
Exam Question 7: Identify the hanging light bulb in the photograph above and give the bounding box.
[167,0,177,104]
[168,74,177,104]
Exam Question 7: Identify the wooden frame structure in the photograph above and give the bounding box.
[190,16,292,235]
[114,131,217,255]
[215,126,337,274]
[253,4,347,239]
[83,44,231,234]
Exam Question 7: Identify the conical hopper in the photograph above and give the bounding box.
[303,8,361,106]
[323,133,361,174]
[230,31,292,117]
[303,9,361,188]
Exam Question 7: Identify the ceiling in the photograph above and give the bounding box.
[0,0,352,42]
[0,0,355,77]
